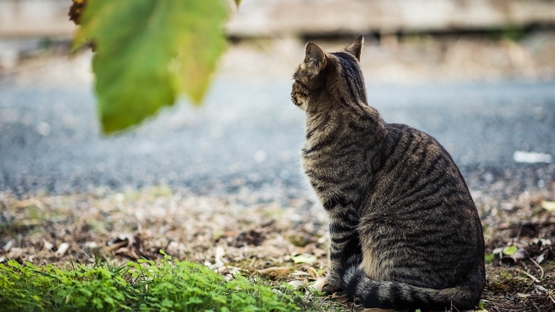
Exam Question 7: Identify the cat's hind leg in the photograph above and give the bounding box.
[316,217,361,294]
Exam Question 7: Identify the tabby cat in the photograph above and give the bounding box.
[290,36,485,311]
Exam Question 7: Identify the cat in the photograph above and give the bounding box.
[290,36,485,311]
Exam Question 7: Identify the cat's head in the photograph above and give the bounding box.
[291,36,365,111]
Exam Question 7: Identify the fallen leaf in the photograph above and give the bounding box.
[532,238,552,247]
[511,249,528,261]
[291,271,310,277]
[104,240,129,253]
[43,240,54,252]
[306,267,319,279]
[105,234,134,253]
[55,243,70,257]
[257,267,291,279]
[2,240,15,252]
[536,251,547,264]
[291,254,317,264]
[223,231,239,237]
[331,292,351,304]
[22,220,41,226]
[503,246,518,255]
[114,247,140,260]
[214,246,225,266]
[108,234,134,245]
[501,247,528,264]
[500,202,514,211]
[541,200,555,211]
[84,241,99,249]
[287,280,304,289]
[492,247,503,254]
[7,248,24,259]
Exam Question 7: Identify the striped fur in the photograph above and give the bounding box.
[291,37,485,310]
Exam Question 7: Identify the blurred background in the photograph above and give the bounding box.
[1,0,555,202]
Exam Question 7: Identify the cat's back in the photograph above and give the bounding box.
[361,122,484,287]
[369,122,479,225]
[371,122,472,205]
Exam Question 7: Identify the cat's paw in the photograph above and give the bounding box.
[313,278,341,294]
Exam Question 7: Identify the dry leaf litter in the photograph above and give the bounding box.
[2,183,555,311]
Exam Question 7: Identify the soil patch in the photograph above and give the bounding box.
[2,186,555,311]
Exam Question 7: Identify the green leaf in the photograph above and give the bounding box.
[235,0,242,6]
[79,288,93,297]
[173,1,227,105]
[503,246,517,255]
[161,298,174,307]
[485,253,495,264]
[75,0,228,133]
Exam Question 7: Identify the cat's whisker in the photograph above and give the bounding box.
[281,101,294,119]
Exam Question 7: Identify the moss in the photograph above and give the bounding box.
[486,271,529,295]
[541,261,555,273]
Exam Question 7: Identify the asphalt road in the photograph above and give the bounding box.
[1,73,555,199]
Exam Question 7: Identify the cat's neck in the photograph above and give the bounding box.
[305,95,387,147]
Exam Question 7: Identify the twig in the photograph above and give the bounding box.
[490,301,527,311]
[517,268,541,283]
[515,224,523,239]
[528,256,544,279]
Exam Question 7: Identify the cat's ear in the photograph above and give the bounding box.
[345,36,364,61]
[303,42,327,74]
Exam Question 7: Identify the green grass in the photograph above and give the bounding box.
[0,251,305,312]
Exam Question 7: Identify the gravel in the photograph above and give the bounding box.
[1,48,555,201]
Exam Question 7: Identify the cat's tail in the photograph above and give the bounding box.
[340,265,483,311]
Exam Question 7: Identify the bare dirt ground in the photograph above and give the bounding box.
[2,183,555,311]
